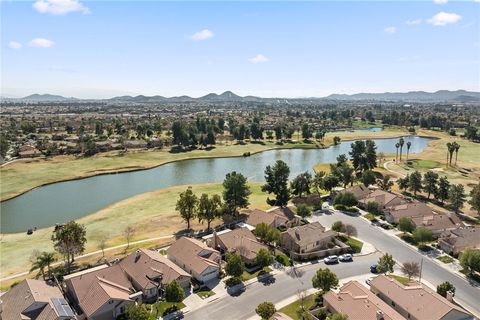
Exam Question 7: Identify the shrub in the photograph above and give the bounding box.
[437,281,455,298]
[344,207,359,213]
[255,302,276,320]
[332,221,345,232]
[225,277,242,287]
[366,201,381,215]
[275,253,292,266]
[165,280,185,302]
[296,204,312,218]
[334,204,347,211]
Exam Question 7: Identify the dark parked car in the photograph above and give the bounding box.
[370,264,378,273]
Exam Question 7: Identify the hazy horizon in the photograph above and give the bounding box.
[2,0,479,99]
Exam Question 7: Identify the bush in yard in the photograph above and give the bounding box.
[459,248,480,276]
[398,217,416,233]
[165,280,185,302]
[366,201,381,215]
[412,227,433,248]
[333,204,347,211]
[225,277,242,287]
[225,252,245,278]
[275,253,291,266]
[126,303,149,320]
[296,203,312,218]
[344,207,359,213]
[334,192,358,207]
[332,221,345,233]
[255,301,276,320]
[437,281,455,298]
[256,248,273,268]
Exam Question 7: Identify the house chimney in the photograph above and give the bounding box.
[446,290,455,302]
[135,249,141,262]
[376,310,384,320]
[295,230,300,240]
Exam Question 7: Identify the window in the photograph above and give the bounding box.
[391,301,396,307]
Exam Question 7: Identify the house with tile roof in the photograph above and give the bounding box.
[384,202,433,224]
[167,237,221,283]
[119,249,192,302]
[370,275,472,320]
[209,227,269,266]
[411,213,463,237]
[438,227,480,256]
[358,189,406,210]
[64,264,140,320]
[0,279,75,320]
[245,209,292,228]
[333,184,372,201]
[324,280,405,320]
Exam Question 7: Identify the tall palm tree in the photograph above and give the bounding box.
[446,142,452,167]
[30,252,56,279]
[453,142,460,165]
[406,141,412,161]
[399,138,405,162]
[395,143,400,163]
[447,142,455,166]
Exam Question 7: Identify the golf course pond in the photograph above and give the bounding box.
[0,135,431,233]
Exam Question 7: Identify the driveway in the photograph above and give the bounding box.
[185,253,380,320]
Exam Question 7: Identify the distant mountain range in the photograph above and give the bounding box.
[2,90,479,103]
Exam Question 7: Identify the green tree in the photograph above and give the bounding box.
[222,171,251,215]
[408,171,423,196]
[423,171,439,199]
[256,302,276,320]
[312,268,339,293]
[262,160,291,207]
[0,134,9,158]
[365,140,378,170]
[302,123,313,140]
[398,217,415,233]
[291,172,312,198]
[333,136,341,145]
[332,221,345,233]
[254,223,281,245]
[171,121,190,146]
[51,221,87,268]
[349,140,367,172]
[313,171,326,195]
[468,183,480,215]
[225,252,245,278]
[459,248,480,276]
[296,204,312,218]
[377,253,395,274]
[453,142,460,165]
[397,175,410,192]
[366,201,381,215]
[334,163,354,188]
[322,175,340,193]
[256,248,274,268]
[412,227,433,247]
[198,193,222,231]
[437,281,455,298]
[165,280,186,302]
[377,175,394,191]
[176,187,199,230]
[30,252,56,280]
[406,141,412,161]
[448,184,466,213]
[361,170,376,187]
[398,138,405,162]
[436,176,450,204]
[126,303,149,320]
[334,192,357,207]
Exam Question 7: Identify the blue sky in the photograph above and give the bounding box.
[1,0,479,98]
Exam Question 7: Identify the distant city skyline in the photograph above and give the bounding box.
[2,0,479,98]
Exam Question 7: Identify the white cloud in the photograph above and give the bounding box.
[433,0,448,4]
[427,12,462,26]
[249,54,269,64]
[190,29,214,41]
[33,0,90,15]
[8,41,22,49]
[384,26,397,34]
[29,38,55,48]
[406,19,422,25]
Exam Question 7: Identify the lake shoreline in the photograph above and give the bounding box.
[0,131,421,203]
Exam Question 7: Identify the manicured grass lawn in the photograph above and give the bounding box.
[364,213,376,221]
[345,237,364,253]
[241,267,273,281]
[279,294,317,320]
[437,255,454,264]
[196,288,215,299]
[406,159,441,169]
[150,301,186,319]
[0,182,270,279]
[388,274,411,285]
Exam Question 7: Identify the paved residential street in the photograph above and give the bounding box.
[185,253,381,320]
[309,212,480,316]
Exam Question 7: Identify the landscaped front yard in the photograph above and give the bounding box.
[388,274,411,285]
[196,288,216,299]
[241,267,273,281]
[437,255,454,264]
[149,301,186,319]
[279,293,317,320]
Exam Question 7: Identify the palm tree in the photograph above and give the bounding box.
[395,143,400,162]
[453,142,460,165]
[406,141,412,161]
[30,252,56,280]
[446,142,452,167]
[399,138,405,162]
[447,142,455,166]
